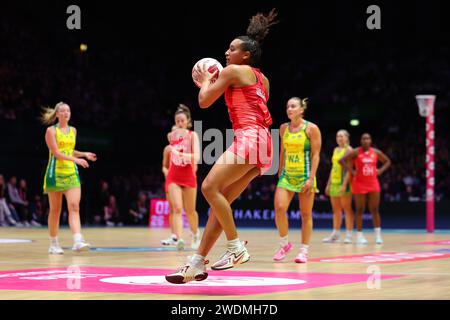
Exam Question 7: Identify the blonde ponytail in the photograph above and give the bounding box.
[291,97,309,110]
[337,129,350,146]
[40,102,65,125]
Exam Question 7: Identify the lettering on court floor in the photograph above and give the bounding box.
[0,267,401,295]
[310,249,450,264]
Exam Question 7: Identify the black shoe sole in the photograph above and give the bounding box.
[165,272,208,284]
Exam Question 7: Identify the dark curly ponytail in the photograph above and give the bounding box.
[236,8,278,66]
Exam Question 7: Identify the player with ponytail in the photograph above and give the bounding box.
[166,9,278,284]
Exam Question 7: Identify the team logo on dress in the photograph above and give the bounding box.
[256,87,266,102]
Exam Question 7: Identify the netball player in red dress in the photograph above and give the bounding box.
[340,133,391,244]
[166,9,278,284]
[161,124,200,248]
[163,106,201,250]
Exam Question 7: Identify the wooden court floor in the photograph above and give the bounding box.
[1,227,450,300]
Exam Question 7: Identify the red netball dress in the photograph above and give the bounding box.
[224,67,273,175]
[165,130,197,191]
[352,147,381,194]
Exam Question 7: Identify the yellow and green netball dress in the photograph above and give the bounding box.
[43,125,80,193]
[277,121,317,193]
[329,147,351,197]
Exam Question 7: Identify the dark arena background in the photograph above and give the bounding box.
[1,0,450,309]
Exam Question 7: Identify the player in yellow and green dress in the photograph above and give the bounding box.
[323,130,354,244]
[273,97,321,263]
[41,102,97,254]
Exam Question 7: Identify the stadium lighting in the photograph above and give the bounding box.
[350,119,360,126]
[80,43,88,52]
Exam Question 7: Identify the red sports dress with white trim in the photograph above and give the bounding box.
[165,130,197,190]
[224,67,273,175]
[352,147,380,194]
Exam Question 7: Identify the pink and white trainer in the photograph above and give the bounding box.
[273,242,293,261]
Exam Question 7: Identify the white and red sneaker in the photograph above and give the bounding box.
[165,259,209,284]
[294,248,308,263]
[273,242,293,261]
[210,242,250,270]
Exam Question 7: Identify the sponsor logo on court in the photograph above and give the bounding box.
[0,267,400,295]
[310,250,450,264]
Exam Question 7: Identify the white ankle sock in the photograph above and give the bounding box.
[301,244,309,251]
[50,237,59,246]
[190,254,205,268]
[280,235,289,247]
[73,233,83,243]
[357,231,364,238]
[374,228,381,237]
[346,230,353,238]
[227,238,243,252]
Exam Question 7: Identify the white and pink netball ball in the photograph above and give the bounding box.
[192,58,223,88]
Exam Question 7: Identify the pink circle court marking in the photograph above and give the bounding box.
[0,267,402,296]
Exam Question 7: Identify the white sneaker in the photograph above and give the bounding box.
[165,258,208,284]
[72,241,91,252]
[176,239,185,251]
[48,244,64,255]
[24,221,31,228]
[211,242,250,270]
[375,236,383,245]
[294,247,309,263]
[322,233,340,243]
[343,235,353,244]
[191,231,201,250]
[161,235,178,246]
[15,222,24,227]
[31,220,42,227]
[357,236,368,245]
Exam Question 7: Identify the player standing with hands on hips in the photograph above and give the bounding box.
[339,133,391,244]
